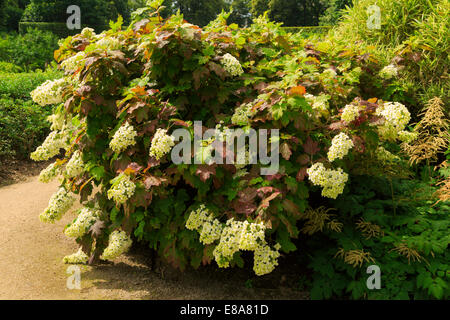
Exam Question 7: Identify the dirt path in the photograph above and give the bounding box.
[0,176,307,300]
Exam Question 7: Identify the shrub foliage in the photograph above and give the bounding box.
[28,1,448,299]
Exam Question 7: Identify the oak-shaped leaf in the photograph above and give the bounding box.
[303,137,320,155]
[89,220,106,239]
[195,164,217,182]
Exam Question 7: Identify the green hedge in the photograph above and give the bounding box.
[0,69,62,99]
[19,22,109,38]
[282,26,332,35]
[0,95,52,162]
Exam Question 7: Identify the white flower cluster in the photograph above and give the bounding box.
[95,36,121,51]
[149,128,175,160]
[63,248,89,264]
[328,132,354,162]
[39,162,60,183]
[212,218,280,275]
[375,146,401,163]
[81,27,95,38]
[322,68,337,78]
[238,220,266,251]
[375,102,411,141]
[30,78,67,106]
[194,143,215,165]
[110,122,137,153]
[61,51,86,73]
[221,53,244,77]
[214,122,233,142]
[100,230,133,261]
[379,64,398,79]
[186,205,222,245]
[65,151,85,178]
[39,187,75,223]
[47,113,65,131]
[307,162,349,199]
[231,103,256,126]
[341,104,360,123]
[304,93,330,114]
[65,207,100,238]
[398,130,418,143]
[212,219,244,268]
[185,205,279,275]
[30,131,67,161]
[253,243,281,276]
[107,173,136,204]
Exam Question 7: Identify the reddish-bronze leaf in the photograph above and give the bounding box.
[296,167,308,182]
[195,164,217,182]
[281,142,292,160]
[303,137,320,155]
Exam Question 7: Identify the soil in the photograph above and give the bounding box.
[0,171,309,300]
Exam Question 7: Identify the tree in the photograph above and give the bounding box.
[227,0,252,26]
[21,0,130,26]
[0,0,31,31]
[170,0,228,26]
[250,0,269,17]
[319,0,352,25]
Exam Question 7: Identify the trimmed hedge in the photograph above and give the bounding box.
[0,69,62,99]
[0,95,52,162]
[282,26,332,35]
[19,22,109,38]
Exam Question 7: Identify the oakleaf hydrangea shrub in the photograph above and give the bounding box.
[31,3,418,277]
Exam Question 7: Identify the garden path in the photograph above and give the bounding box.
[0,175,307,300]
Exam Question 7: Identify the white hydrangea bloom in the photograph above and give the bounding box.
[398,130,418,143]
[379,64,398,79]
[221,53,244,77]
[61,51,86,73]
[107,173,136,204]
[341,104,360,123]
[65,150,85,178]
[213,219,244,268]
[95,36,121,51]
[81,27,95,38]
[231,103,256,126]
[307,163,349,199]
[30,131,67,161]
[322,68,337,78]
[30,78,67,106]
[39,187,75,223]
[376,102,411,140]
[321,168,349,199]
[199,218,223,245]
[39,162,60,183]
[186,204,211,231]
[239,221,266,251]
[110,122,137,153]
[304,93,330,113]
[253,243,281,276]
[47,113,65,131]
[65,207,99,238]
[149,128,175,160]
[100,230,133,261]
[186,205,223,245]
[328,132,354,162]
[63,248,89,264]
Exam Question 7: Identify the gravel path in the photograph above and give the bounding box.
[0,176,307,300]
